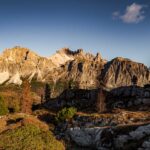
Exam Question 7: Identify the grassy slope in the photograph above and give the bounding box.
[0,114,65,150]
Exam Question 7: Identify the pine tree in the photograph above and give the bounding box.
[44,83,51,102]
[96,88,106,113]
[21,80,32,114]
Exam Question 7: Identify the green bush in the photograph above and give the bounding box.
[55,107,77,122]
[0,124,65,150]
[0,96,8,115]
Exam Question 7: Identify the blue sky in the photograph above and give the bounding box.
[0,0,150,66]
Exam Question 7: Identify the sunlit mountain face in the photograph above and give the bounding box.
[0,0,150,66]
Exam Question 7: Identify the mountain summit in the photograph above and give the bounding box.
[0,46,149,88]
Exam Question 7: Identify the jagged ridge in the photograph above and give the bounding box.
[0,46,149,89]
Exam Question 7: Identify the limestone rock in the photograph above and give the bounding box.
[67,123,150,149]
[100,57,150,88]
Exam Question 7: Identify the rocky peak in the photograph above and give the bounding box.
[1,46,40,63]
[57,48,84,56]
[49,48,95,67]
[0,46,54,85]
[49,48,74,67]
[54,48,105,63]
[100,57,150,88]
[113,57,130,61]
[93,52,102,62]
[0,46,149,89]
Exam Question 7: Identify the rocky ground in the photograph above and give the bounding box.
[0,84,150,149]
[67,122,150,150]
[0,98,150,150]
[51,109,150,150]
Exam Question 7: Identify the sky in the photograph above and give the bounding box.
[0,0,150,66]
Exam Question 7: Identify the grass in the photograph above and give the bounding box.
[0,124,65,150]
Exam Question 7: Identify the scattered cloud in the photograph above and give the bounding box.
[113,3,147,24]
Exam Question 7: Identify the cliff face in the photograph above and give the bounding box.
[0,47,104,86]
[68,55,105,88]
[46,52,106,89]
[0,47,55,84]
[0,46,149,89]
[100,57,150,88]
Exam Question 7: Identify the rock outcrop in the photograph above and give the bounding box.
[106,86,150,110]
[67,123,150,150]
[0,46,56,84]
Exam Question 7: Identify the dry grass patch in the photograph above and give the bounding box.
[0,124,65,150]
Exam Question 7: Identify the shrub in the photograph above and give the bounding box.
[0,124,65,150]
[0,96,8,115]
[55,107,77,123]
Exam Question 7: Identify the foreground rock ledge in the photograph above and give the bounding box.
[67,123,150,150]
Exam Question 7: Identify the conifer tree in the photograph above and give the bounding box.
[21,80,32,114]
[96,88,106,113]
[44,83,51,102]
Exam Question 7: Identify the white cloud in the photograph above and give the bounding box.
[113,3,147,24]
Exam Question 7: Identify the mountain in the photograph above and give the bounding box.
[100,57,150,88]
[45,49,106,89]
[0,46,149,88]
[0,46,54,84]
[0,47,84,85]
